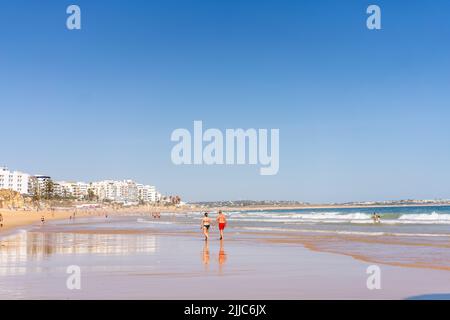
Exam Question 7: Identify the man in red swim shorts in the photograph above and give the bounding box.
[216,210,227,240]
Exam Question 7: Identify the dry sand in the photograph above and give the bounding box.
[0,209,95,233]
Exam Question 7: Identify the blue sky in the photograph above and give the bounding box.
[1,0,450,202]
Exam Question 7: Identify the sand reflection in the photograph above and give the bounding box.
[0,231,157,276]
[202,240,210,268]
[200,239,227,273]
[218,239,227,273]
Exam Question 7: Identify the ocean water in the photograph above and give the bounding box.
[35,205,450,239]
[175,205,450,238]
[199,205,450,270]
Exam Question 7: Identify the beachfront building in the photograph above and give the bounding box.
[137,184,157,203]
[29,175,54,198]
[90,180,117,201]
[90,180,157,203]
[57,181,75,198]
[34,175,52,191]
[73,182,89,199]
[34,175,52,194]
[53,181,90,199]
[121,180,139,203]
[90,180,134,202]
[0,165,161,204]
[0,166,32,195]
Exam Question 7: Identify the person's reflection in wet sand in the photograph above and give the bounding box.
[202,240,210,269]
[218,239,227,274]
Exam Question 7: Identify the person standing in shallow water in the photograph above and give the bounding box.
[372,212,381,224]
[201,212,211,241]
[216,210,227,240]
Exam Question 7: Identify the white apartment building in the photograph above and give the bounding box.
[137,184,157,203]
[55,181,89,199]
[0,165,161,204]
[90,180,130,202]
[91,180,157,203]
[73,182,89,199]
[33,175,52,196]
[123,180,139,202]
[89,180,116,201]
[0,166,31,195]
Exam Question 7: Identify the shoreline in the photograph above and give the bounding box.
[207,203,450,212]
[2,201,449,236]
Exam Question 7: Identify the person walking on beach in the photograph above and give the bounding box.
[216,210,227,240]
[0,213,3,228]
[201,212,211,241]
[41,215,45,225]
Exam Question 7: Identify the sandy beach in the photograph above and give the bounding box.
[0,209,95,234]
[0,205,187,235]
[1,209,449,299]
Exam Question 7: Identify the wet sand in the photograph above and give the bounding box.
[249,231,450,271]
[0,215,449,299]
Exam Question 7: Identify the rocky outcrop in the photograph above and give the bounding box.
[0,189,25,209]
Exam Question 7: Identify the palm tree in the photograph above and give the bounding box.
[44,179,54,200]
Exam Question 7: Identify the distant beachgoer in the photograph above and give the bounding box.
[372,212,381,223]
[41,215,45,225]
[201,212,211,241]
[0,213,3,228]
[216,210,227,240]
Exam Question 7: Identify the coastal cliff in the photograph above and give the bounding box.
[0,189,25,209]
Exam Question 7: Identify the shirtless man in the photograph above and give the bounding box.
[201,212,211,241]
[216,210,227,240]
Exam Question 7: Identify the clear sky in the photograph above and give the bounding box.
[1,0,450,202]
